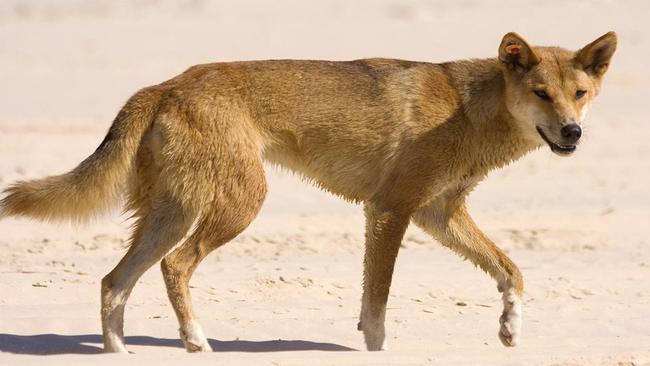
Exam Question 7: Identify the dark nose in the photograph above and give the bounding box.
[560,123,582,143]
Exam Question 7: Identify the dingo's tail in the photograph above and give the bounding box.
[0,87,162,222]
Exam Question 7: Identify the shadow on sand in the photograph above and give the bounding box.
[0,333,357,355]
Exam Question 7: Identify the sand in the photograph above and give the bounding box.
[0,1,649,365]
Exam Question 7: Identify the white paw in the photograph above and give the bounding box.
[499,288,522,347]
[104,333,129,353]
[358,319,388,351]
[180,321,212,353]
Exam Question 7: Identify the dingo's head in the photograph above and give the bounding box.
[499,32,617,156]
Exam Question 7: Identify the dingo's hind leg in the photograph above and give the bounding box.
[101,189,196,353]
[161,154,267,353]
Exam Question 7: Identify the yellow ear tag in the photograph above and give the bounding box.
[505,44,521,55]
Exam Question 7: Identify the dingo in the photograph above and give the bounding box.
[0,32,617,352]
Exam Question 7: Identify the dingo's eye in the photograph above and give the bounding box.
[575,90,587,100]
[534,90,551,101]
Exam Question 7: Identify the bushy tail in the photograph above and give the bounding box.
[0,87,163,222]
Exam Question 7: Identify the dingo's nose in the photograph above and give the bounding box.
[561,124,582,143]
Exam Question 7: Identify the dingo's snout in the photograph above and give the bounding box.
[560,123,582,144]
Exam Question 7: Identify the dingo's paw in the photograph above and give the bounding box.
[358,319,388,351]
[103,334,129,353]
[180,321,212,353]
[498,289,522,347]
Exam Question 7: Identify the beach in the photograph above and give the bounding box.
[0,1,649,365]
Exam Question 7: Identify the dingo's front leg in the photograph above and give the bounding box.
[358,204,410,351]
[412,196,523,347]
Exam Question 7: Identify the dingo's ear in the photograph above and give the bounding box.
[575,31,617,76]
[499,32,540,72]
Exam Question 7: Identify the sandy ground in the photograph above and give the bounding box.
[1,1,649,365]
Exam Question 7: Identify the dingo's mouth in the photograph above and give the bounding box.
[536,126,576,156]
